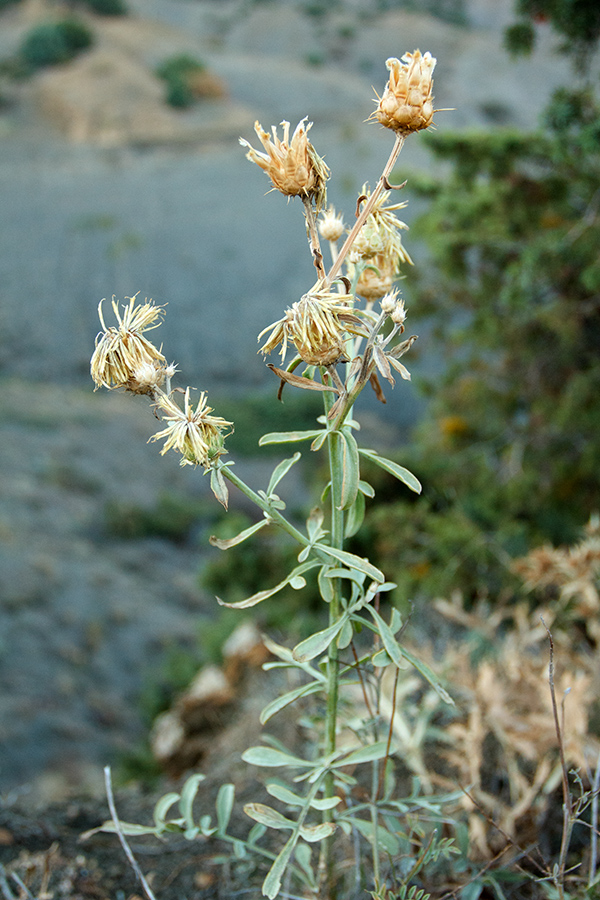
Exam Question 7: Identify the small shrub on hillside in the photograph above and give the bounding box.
[156,54,207,109]
[20,19,93,70]
[80,0,127,14]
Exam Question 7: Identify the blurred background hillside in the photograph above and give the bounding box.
[0,0,599,817]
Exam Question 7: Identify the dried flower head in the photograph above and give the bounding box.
[258,284,361,367]
[350,186,413,266]
[149,388,233,468]
[350,255,397,302]
[91,294,166,391]
[373,51,436,134]
[240,118,329,212]
[318,206,345,243]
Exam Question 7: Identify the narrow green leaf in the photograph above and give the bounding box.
[367,606,406,669]
[294,842,315,886]
[318,565,334,603]
[358,448,422,494]
[310,796,342,810]
[331,741,390,767]
[216,783,235,834]
[242,747,313,769]
[344,489,365,538]
[346,816,400,855]
[95,821,165,837]
[337,618,354,650]
[178,774,205,830]
[338,429,360,510]
[401,646,455,706]
[260,680,323,725]
[292,618,347,663]
[310,430,328,452]
[267,452,302,496]
[259,429,323,445]
[243,803,295,831]
[266,783,305,807]
[318,545,384,582]
[209,519,268,550]
[358,479,375,498]
[299,821,337,843]
[262,835,297,900]
[217,561,317,609]
[153,792,180,829]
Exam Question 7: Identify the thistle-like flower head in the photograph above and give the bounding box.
[240,118,329,212]
[91,294,167,392]
[258,283,361,367]
[149,388,233,468]
[373,50,436,134]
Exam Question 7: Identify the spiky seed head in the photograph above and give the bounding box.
[318,206,345,242]
[258,284,360,367]
[91,294,166,391]
[352,255,397,301]
[240,118,329,212]
[373,51,436,134]
[149,388,233,468]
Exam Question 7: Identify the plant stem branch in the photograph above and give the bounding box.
[303,196,326,281]
[324,133,406,288]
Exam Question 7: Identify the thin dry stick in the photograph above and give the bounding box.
[104,766,159,900]
[541,618,572,899]
[303,196,326,280]
[589,749,600,886]
[376,666,399,801]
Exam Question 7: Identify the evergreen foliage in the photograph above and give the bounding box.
[19,19,93,69]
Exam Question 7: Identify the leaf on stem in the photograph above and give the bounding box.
[267,364,341,393]
[401,645,455,706]
[209,518,269,550]
[267,452,302,496]
[338,428,360,510]
[216,561,318,609]
[366,605,407,669]
[178,774,205,832]
[260,679,323,724]
[292,616,349,662]
[317,545,385,582]
[299,822,337,842]
[216,784,235,834]
[244,803,295,831]
[210,466,229,508]
[259,429,323,445]
[242,746,315,769]
[358,448,422,494]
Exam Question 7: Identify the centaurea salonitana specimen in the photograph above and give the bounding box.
[91,51,454,900]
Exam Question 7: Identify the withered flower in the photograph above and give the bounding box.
[258,284,361,367]
[149,388,233,468]
[91,294,166,391]
[240,118,329,212]
[373,51,436,134]
[318,206,345,243]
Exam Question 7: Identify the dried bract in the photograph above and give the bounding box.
[91,295,166,391]
[318,206,345,243]
[258,284,361,367]
[373,51,436,134]
[240,118,329,212]
[149,388,233,468]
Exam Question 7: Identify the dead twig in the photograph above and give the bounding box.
[104,766,159,900]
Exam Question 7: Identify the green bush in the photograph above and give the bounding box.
[156,54,206,109]
[80,0,127,14]
[19,19,93,70]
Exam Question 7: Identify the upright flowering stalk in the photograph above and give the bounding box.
[92,52,454,900]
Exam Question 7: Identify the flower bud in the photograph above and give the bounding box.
[374,51,436,134]
[318,206,345,242]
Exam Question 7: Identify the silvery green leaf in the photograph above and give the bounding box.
[306,507,325,541]
[248,823,267,844]
[310,796,342,810]
[233,839,247,858]
[367,606,406,669]
[331,741,390,767]
[294,842,315,885]
[178,774,205,830]
[338,429,360,510]
[217,561,317,609]
[154,792,180,829]
[209,519,268,550]
[199,814,216,836]
[325,567,365,585]
[292,618,347,663]
[346,817,400,855]
[358,448,422,494]
[266,783,305,807]
[344,489,365,538]
[260,680,322,725]
[372,648,393,667]
[310,430,328,451]
[318,566,334,603]
[318,546,384,583]
[259,430,323,445]
[298,546,310,563]
[262,836,296,900]
[267,452,302,496]
[96,821,164,836]
[390,607,403,634]
[216,783,235,834]
[337,618,354,650]
[299,822,337,843]
[401,646,455,706]
[242,747,314,769]
[358,479,375,498]
[243,803,295,831]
